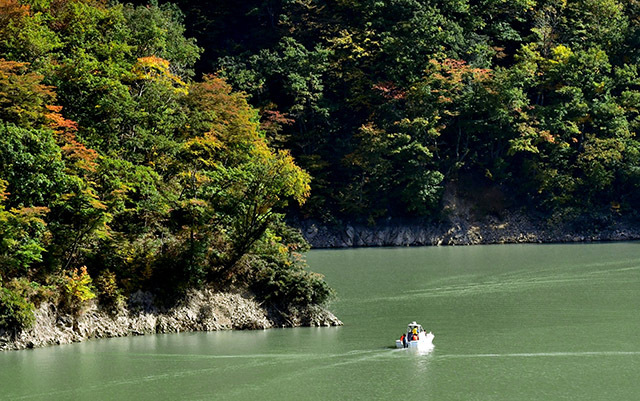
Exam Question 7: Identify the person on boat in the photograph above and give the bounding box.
[411,327,418,341]
[400,334,406,347]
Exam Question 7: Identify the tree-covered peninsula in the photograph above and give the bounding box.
[0,0,334,343]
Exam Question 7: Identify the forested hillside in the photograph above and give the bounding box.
[2,0,640,334]
[168,0,640,224]
[0,0,330,333]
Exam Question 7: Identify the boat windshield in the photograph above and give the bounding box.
[407,323,423,332]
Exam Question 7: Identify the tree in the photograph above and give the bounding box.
[0,59,56,128]
[0,179,49,279]
[177,75,311,280]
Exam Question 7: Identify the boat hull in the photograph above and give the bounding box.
[396,332,434,349]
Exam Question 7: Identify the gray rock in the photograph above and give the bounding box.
[296,212,640,248]
[0,287,342,351]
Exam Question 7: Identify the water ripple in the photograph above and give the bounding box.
[439,351,640,359]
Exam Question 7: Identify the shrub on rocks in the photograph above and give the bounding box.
[95,270,125,313]
[0,284,35,333]
[60,266,96,315]
[251,256,334,307]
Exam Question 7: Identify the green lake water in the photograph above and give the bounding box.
[1,243,640,400]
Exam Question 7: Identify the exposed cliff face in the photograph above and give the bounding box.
[0,288,342,351]
[299,213,640,248]
[297,181,640,248]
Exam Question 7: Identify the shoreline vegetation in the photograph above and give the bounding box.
[4,0,640,350]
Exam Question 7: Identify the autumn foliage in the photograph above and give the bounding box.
[0,0,326,329]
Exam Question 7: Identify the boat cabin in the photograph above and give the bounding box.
[407,321,423,335]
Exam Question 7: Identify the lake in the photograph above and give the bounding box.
[1,243,639,400]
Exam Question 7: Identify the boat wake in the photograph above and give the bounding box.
[440,351,640,359]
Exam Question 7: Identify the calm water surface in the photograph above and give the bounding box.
[1,243,640,400]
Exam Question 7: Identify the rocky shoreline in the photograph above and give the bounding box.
[5,205,637,352]
[0,287,342,351]
[298,212,640,248]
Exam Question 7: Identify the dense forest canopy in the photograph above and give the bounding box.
[1,0,640,331]
[164,0,640,223]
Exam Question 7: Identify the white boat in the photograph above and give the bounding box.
[395,321,434,349]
